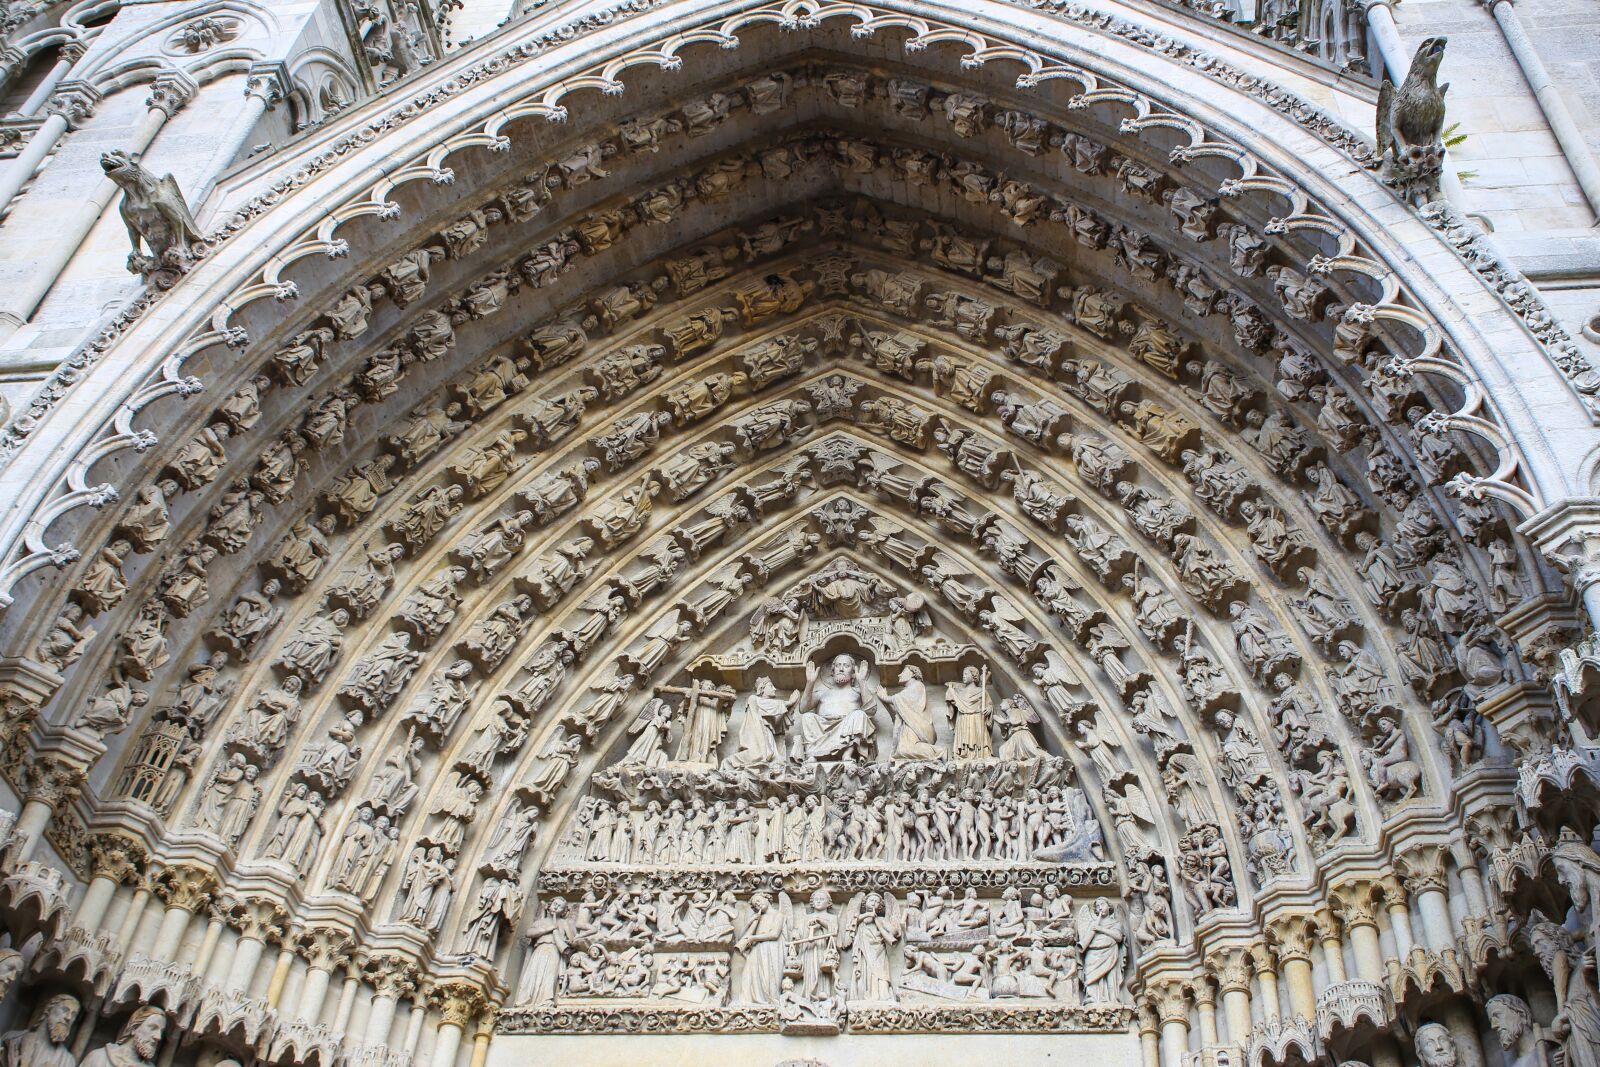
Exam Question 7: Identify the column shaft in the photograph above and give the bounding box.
[1159,1019,1189,1067]
[0,113,66,219]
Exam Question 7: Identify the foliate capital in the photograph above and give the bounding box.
[433,981,489,1028]
[155,863,216,912]
[1330,881,1381,928]
[1210,948,1253,993]
[45,83,100,127]
[1397,846,1449,895]
[1268,916,1317,965]
[87,833,146,884]
[146,73,197,118]
[244,63,288,108]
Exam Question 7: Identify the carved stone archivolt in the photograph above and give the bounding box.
[0,5,1589,1067]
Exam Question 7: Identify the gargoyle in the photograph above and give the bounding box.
[101,149,204,281]
[1376,37,1449,206]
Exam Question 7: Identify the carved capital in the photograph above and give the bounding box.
[23,753,84,808]
[1210,948,1253,994]
[1269,916,1317,965]
[1311,908,1341,945]
[0,658,62,742]
[1376,875,1408,910]
[155,864,216,912]
[45,82,99,127]
[1330,881,1381,928]
[297,926,355,971]
[145,73,197,118]
[1248,944,1278,977]
[433,981,489,1028]
[223,894,289,942]
[58,41,88,65]
[244,62,289,108]
[87,833,146,884]
[364,953,420,998]
[1396,846,1449,895]
[1466,805,1516,855]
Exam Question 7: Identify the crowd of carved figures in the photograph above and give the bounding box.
[0,40,1585,1067]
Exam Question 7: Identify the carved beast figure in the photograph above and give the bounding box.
[1376,37,1449,206]
[101,150,203,281]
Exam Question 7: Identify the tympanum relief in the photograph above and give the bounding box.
[503,558,1128,1036]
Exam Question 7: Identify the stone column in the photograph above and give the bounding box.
[74,835,143,931]
[1313,911,1347,985]
[224,897,286,994]
[151,865,213,961]
[16,44,86,117]
[1400,849,1454,951]
[188,906,226,974]
[265,940,298,1005]
[189,65,286,206]
[1152,982,1191,1067]
[431,984,487,1067]
[1332,883,1386,981]
[1212,949,1253,1045]
[334,967,362,1033]
[0,72,195,334]
[113,882,153,952]
[297,929,353,1023]
[364,955,419,1046]
[467,1016,493,1067]
[1379,877,1414,958]
[1251,946,1281,1022]
[1270,918,1318,1021]
[1193,977,1219,1047]
[1452,842,1490,921]
[1137,1005,1161,1067]
[0,83,97,220]
[1481,0,1600,219]
[10,754,84,863]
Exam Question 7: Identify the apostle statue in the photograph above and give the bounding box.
[0,994,79,1067]
[81,1008,165,1067]
[947,664,993,761]
[878,665,937,760]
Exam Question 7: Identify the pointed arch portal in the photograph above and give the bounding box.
[0,1,1590,1066]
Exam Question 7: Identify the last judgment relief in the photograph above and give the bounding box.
[508,556,1127,1034]
[4,1,1600,1065]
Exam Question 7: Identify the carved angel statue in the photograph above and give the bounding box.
[1107,782,1159,861]
[457,875,526,958]
[750,597,803,652]
[996,694,1045,759]
[839,891,902,1002]
[520,730,583,805]
[618,697,673,768]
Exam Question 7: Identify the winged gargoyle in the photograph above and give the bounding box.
[1376,37,1449,206]
[101,149,204,282]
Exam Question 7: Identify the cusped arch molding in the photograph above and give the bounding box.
[0,2,1579,1060]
